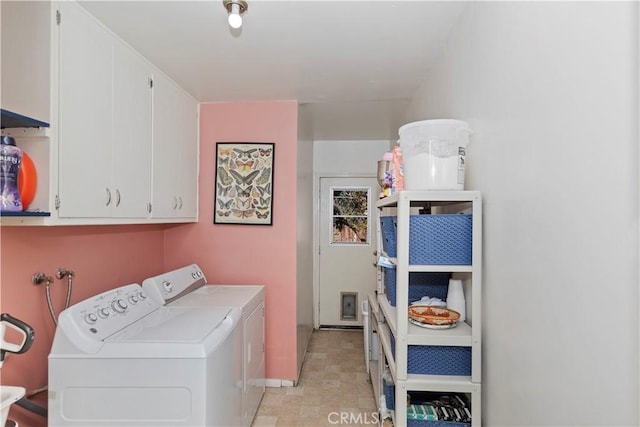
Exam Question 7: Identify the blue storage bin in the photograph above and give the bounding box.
[390,334,471,376]
[384,383,395,410]
[379,214,472,265]
[384,267,450,307]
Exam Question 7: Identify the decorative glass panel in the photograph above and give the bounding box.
[331,187,370,244]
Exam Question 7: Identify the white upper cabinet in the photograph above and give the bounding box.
[151,73,198,219]
[1,1,197,225]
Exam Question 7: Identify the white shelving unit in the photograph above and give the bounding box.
[375,190,482,427]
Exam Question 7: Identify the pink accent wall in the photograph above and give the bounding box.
[164,100,299,380]
[0,224,166,426]
[0,100,298,426]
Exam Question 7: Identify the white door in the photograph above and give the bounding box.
[318,177,378,327]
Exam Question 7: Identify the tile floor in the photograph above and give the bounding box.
[252,329,388,427]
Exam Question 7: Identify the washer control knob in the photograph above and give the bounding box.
[85,313,98,324]
[111,299,128,313]
[138,291,147,300]
[98,308,110,318]
[163,280,173,293]
[129,295,139,304]
[192,272,197,279]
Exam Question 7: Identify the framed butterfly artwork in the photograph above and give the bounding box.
[214,142,275,225]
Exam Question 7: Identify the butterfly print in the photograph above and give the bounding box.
[235,185,253,198]
[256,210,269,219]
[217,167,233,186]
[235,198,252,210]
[256,184,272,197]
[255,168,271,186]
[258,196,271,208]
[218,147,233,157]
[232,209,255,219]
[216,198,233,210]
[229,169,260,186]
[217,183,231,197]
[217,210,231,217]
[235,159,255,173]
[259,148,271,156]
[233,148,258,160]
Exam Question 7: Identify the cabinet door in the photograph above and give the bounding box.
[112,41,152,218]
[57,2,112,218]
[151,73,198,219]
[173,89,198,219]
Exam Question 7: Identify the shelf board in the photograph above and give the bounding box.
[1,109,50,129]
[0,211,51,217]
[403,375,480,393]
[378,257,474,273]
[378,296,472,347]
[377,190,481,208]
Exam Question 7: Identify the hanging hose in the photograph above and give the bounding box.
[44,276,57,326]
[58,268,74,314]
[42,268,75,326]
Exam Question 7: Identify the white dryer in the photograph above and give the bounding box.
[142,265,265,427]
[48,283,243,427]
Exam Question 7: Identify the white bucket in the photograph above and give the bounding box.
[399,119,470,190]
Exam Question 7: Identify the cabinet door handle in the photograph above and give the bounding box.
[115,189,121,207]
[173,196,178,210]
[178,196,183,210]
[106,188,112,206]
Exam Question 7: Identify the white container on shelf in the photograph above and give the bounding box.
[446,279,466,322]
[399,119,470,190]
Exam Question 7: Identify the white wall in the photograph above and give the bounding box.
[296,104,314,381]
[406,2,639,425]
[314,140,391,175]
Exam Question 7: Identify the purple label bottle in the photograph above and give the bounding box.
[0,136,23,211]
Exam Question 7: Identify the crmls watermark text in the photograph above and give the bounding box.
[327,412,380,425]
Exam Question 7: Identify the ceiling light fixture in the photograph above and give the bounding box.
[223,0,248,29]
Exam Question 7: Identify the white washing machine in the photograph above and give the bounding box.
[142,265,265,427]
[48,283,243,427]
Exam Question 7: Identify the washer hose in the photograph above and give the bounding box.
[15,397,47,418]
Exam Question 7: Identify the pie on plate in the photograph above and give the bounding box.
[408,305,460,326]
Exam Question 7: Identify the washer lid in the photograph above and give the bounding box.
[173,285,264,312]
[106,306,231,343]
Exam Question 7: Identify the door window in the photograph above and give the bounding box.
[330,187,370,245]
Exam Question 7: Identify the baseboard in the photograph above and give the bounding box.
[265,378,297,387]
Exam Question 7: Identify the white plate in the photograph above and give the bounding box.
[409,317,458,330]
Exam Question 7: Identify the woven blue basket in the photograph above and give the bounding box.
[384,267,450,307]
[380,216,398,257]
[390,334,471,376]
[384,383,395,410]
[379,214,472,265]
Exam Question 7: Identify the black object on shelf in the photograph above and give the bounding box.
[1,109,50,129]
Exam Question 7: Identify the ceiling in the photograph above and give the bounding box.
[80,1,467,140]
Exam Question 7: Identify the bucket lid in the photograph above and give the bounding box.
[0,136,16,146]
[399,119,469,135]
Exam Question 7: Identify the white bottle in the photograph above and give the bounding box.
[446,279,466,322]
